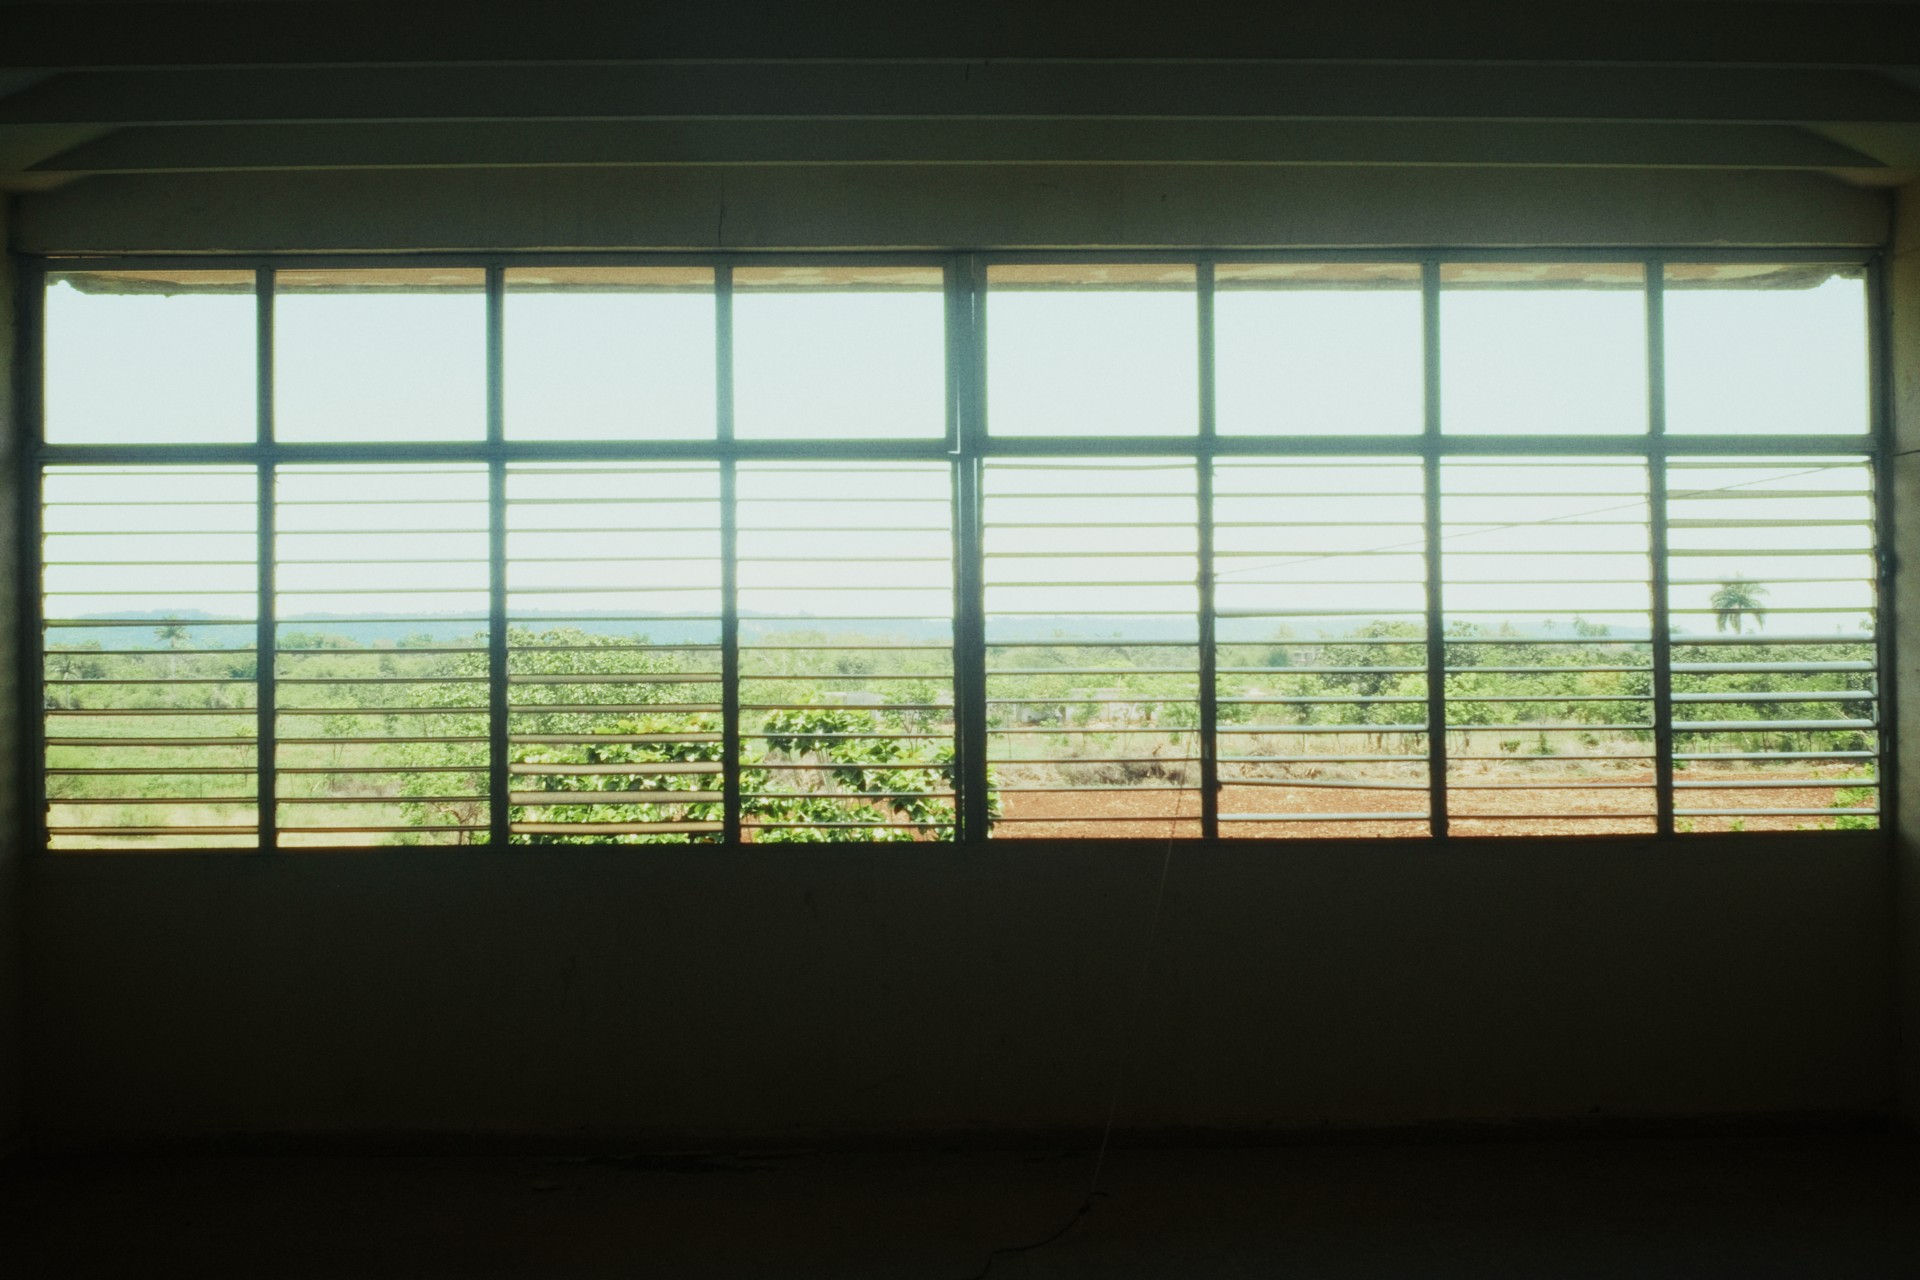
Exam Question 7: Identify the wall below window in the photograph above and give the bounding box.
[22,836,1893,1149]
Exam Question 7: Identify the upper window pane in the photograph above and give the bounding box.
[504,267,716,441]
[274,268,487,442]
[1664,264,1869,436]
[1215,263,1422,436]
[731,265,945,439]
[44,270,257,445]
[987,264,1198,437]
[1440,262,1647,435]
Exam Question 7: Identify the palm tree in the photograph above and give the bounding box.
[154,620,189,679]
[1711,578,1769,635]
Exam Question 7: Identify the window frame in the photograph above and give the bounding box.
[17,247,1892,849]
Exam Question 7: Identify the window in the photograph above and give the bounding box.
[32,255,1883,847]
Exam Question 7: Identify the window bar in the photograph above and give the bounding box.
[1647,258,1676,837]
[1868,251,1898,838]
[1197,259,1220,842]
[1421,259,1449,839]
[955,255,991,841]
[485,266,511,848]
[18,260,47,852]
[717,266,742,844]
[256,267,277,849]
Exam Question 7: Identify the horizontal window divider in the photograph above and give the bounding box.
[743,791,955,801]
[276,706,486,716]
[513,791,724,805]
[50,826,258,837]
[511,822,725,835]
[1226,779,1427,791]
[53,796,258,806]
[49,766,254,775]
[1218,724,1428,735]
[281,795,481,806]
[1674,807,1875,818]
[1675,750,1875,761]
[1672,691,1875,702]
[511,733,721,745]
[752,821,949,830]
[992,756,1201,766]
[277,735,486,745]
[1442,694,1652,704]
[1220,754,1427,764]
[993,785,1198,794]
[46,677,254,686]
[1444,720,1654,731]
[510,762,722,775]
[1447,752,1651,762]
[508,673,723,684]
[1674,719,1875,732]
[281,825,491,835]
[740,731,948,741]
[505,702,720,714]
[278,765,484,775]
[1674,778,1876,789]
[1222,813,1430,823]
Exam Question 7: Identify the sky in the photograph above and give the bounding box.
[37,271,1877,638]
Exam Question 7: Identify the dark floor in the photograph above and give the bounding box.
[3,1134,1918,1278]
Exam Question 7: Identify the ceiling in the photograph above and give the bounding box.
[3,1,1920,197]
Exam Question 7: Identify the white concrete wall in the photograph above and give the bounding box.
[1893,180,1920,1128]
[0,198,25,1158]
[8,163,1904,1149]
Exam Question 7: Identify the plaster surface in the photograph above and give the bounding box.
[11,165,1891,255]
[24,836,1892,1149]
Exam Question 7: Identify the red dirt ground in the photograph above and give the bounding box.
[992,770,1871,839]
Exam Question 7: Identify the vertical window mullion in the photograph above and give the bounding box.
[1197,260,1220,842]
[256,267,276,850]
[954,255,991,842]
[1422,260,1449,840]
[486,266,510,849]
[717,266,742,844]
[20,261,47,854]
[1648,259,1676,837]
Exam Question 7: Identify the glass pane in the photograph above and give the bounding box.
[737,462,956,841]
[274,268,487,442]
[1440,262,1647,435]
[1441,457,1655,835]
[504,267,716,440]
[987,264,1198,437]
[1215,263,1422,435]
[44,270,256,445]
[274,465,490,845]
[1214,457,1430,837]
[984,459,1200,837]
[732,266,946,439]
[1667,457,1878,832]
[506,463,723,843]
[43,466,259,849]
[1664,264,1869,435]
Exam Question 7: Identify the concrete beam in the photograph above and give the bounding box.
[11,164,1892,254]
[2,1,1919,69]
[22,120,1887,176]
[5,64,1920,128]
